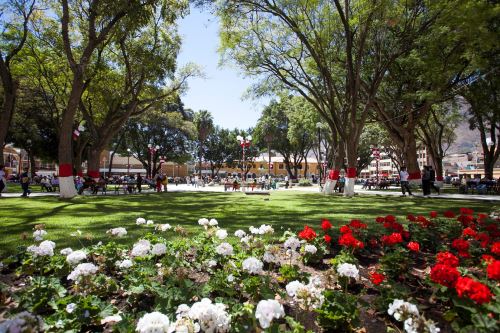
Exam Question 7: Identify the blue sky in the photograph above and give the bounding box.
[177,6,270,129]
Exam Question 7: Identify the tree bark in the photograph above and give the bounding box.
[87,147,102,180]
[0,81,16,165]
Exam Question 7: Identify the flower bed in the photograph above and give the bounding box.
[0,209,499,332]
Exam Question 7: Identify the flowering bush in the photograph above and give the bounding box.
[0,209,498,333]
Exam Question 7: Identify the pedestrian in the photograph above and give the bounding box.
[421,166,431,197]
[155,173,163,192]
[428,166,440,195]
[136,173,143,193]
[399,166,413,196]
[20,168,31,197]
[0,164,6,196]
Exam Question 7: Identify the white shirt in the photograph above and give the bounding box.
[400,170,409,181]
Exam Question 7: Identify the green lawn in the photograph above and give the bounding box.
[0,191,494,257]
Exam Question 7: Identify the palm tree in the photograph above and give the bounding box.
[194,110,214,177]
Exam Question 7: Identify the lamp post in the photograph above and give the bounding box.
[370,145,381,183]
[147,144,160,178]
[264,132,272,177]
[316,122,323,188]
[236,135,252,181]
[126,148,131,175]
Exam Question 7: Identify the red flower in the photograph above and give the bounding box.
[459,208,474,215]
[430,211,438,218]
[321,219,332,231]
[369,271,385,285]
[349,219,367,229]
[455,276,492,304]
[340,225,352,234]
[430,264,460,287]
[381,232,403,246]
[385,215,396,223]
[383,221,405,233]
[324,234,332,243]
[462,227,477,238]
[491,242,500,255]
[407,241,420,252]
[478,213,488,221]
[407,214,416,222]
[452,239,470,252]
[457,214,474,227]
[375,216,385,223]
[298,225,317,241]
[443,210,456,218]
[436,252,459,267]
[487,260,500,280]
[475,232,490,248]
[416,215,431,227]
[402,231,410,240]
[482,254,495,264]
[339,232,364,249]
[368,238,378,248]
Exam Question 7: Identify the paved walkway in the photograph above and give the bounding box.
[1,184,499,201]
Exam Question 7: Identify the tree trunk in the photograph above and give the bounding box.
[403,133,421,186]
[344,138,358,197]
[87,147,102,181]
[303,157,308,178]
[29,152,36,178]
[323,140,345,195]
[58,72,85,198]
[0,81,17,165]
[108,151,116,176]
[198,144,203,177]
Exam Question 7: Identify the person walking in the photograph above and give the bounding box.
[20,168,31,197]
[0,165,6,196]
[399,166,413,196]
[136,173,143,193]
[428,166,440,195]
[421,166,431,197]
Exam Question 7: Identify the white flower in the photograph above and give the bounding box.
[60,248,73,256]
[27,240,55,257]
[198,218,209,226]
[66,303,76,313]
[147,220,154,225]
[188,298,230,333]
[304,244,317,254]
[66,250,87,265]
[215,243,233,256]
[234,230,246,238]
[101,314,122,324]
[156,224,172,232]
[337,263,359,279]
[136,312,170,333]
[107,227,127,237]
[33,229,47,241]
[388,299,419,322]
[67,263,98,281]
[285,281,305,297]
[258,224,274,235]
[404,317,419,333]
[249,226,260,234]
[207,260,217,268]
[0,312,43,332]
[242,257,263,274]
[131,240,151,257]
[240,236,251,245]
[169,317,200,333]
[136,217,146,225]
[227,274,235,283]
[263,251,277,264]
[209,219,219,226]
[117,259,133,269]
[284,237,301,252]
[176,304,191,319]
[426,320,440,333]
[215,229,228,240]
[255,299,285,329]
[152,243,167,256]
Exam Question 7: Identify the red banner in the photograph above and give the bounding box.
[88,170,100,178]
[329,170,340,180]
[408,171,421,180]
[346,167,357,178]
[59,164,73,177]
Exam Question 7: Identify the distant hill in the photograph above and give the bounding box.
[448,122,481,154]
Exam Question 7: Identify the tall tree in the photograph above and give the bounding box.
[194,110,214,177]
[0,0,35,164]
[204,126,234,177]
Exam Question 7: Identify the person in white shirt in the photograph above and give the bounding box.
[399,166,413,196]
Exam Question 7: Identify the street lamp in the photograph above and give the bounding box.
[127,148,131,175]
[370,145,381,183]
[237,135,252,181]
[316,122,323,188]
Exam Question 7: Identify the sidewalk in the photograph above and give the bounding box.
[1,184,499,201]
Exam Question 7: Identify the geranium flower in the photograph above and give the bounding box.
[304,244,317,254]
[215,229,228,240]
[255,299,285,329]
[443,210,456,218]
[349,220,367,229]
[451,239,470,257]
[151,243,167,256]
[381,233,403,246]
[436,252,459,267]
[188,298,230,332]
[337,263,359,279]
[136,217,146,225]
[324,234,332,243]
[107,227,127,237]
[242,257,264,274]
[298,225,317,241]
[490,241,500,255]
[321,219,332,231]
[215,243,233,256]
[136,312,170,333]
[67,263,98,281]
[430,211,438,218]
[455,276,492,304]
[284,237,301,251]
[234,230,246,238]
[387,299,419,321]
[406,214,416,222]
[369,271,385,285]
[486,260,500,280]
[66,250,87,265]
[459,208,474,215]
[339,225,351,234]
[430,264,459,287]
[385,215,396,223]
[462,227,477,238]
[482,254,495,264]
[407,242,420,252]
[375,216,385,223]
[338,232,364,249]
